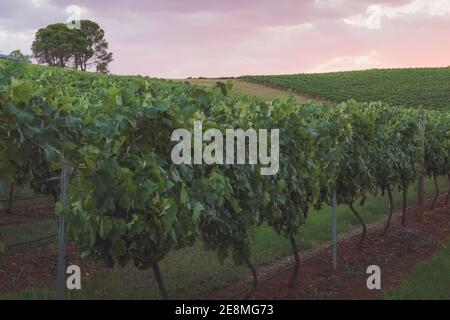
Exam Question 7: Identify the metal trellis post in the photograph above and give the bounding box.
[56,157,69,300]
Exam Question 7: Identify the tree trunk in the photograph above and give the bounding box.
[401,186,408,226]
[288,235,300,288]
[430,173,439,210]
[243,257,258,299]
[383,186,394,235]
[7,182,15,215]
[151,262,169,300]
[349,202,367,250]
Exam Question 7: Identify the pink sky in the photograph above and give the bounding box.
[0,0,449,78]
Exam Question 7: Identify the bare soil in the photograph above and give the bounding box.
[178,78,324,103]
[0,243,100,295]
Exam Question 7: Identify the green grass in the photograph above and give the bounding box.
[385,240,450,300]
[0,288,55,300]
[243,68,450,110]
[1,177,446,300]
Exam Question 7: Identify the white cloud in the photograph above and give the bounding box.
[0,29,34,40]
[0,0,93,55]
[264,22,314,39]
[0,28,36,56]
[314,0,344,8]
[342,0,450,30]
[309,51,382,73]
[31,0,45,7]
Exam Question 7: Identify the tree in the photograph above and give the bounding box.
[31,21,113,73]
[96,59,112,74]
[32,23,79,67]
[9,50,28,61]
[72,20,113,73]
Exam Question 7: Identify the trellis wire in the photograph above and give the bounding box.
[0,175,83,203]
[0,195,54,203]
[6,234,57,249]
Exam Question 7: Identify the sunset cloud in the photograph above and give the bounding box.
[0,0,448,77]
[343,0,450,30]
[309,51,383,73]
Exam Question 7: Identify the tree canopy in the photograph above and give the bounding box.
[9,50,29,61]
[32,20,113,73]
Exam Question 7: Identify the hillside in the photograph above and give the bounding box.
[177,78,322,103]
[243,68,450,110]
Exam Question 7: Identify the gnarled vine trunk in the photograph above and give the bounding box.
[401,186,408,226]
[243,257,258,299]
[417,162,425,223]
[7,182,15,214]
[152,262,169,300]
[430,173,439,210]
[446,173,449,208]
[383,186,394,235]
[288,235,300,288]
[349,202,367,250]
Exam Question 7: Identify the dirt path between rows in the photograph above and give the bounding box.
[0,243,100,295]
[209,194,450,300]
[237,79,332,104]
[177,78,325,104]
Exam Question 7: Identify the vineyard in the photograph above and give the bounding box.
[0,60,449,299]
[243,68,450,110]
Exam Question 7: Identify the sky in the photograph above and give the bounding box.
[0,0,449,78]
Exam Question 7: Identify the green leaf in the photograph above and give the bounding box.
[43,143,60,161]
[162,210,177,232]
[100,218,113,240]
[192,202,204,222]
[230,198,241,214]
[180,185,188,206]
[11,78,32,104]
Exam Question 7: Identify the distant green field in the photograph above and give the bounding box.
[243,68,450,110]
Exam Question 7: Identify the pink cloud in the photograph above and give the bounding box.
[0,0,449,77]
